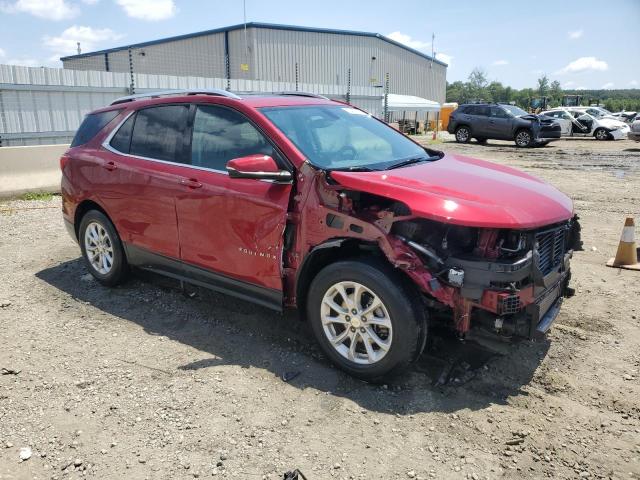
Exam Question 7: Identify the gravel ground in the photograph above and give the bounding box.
[1,137,639,480]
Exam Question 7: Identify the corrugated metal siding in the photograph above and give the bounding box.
[62,26,446,102]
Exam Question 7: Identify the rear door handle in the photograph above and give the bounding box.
[180,178,202,189]
[103,161,117,171]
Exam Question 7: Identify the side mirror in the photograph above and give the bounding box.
[226,155,292,182]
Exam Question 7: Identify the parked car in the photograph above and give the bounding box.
[447,103,561,147]
[61,90,579,381]
[542,108,630,140]
[629,118,640,141]
[610,111,638,124]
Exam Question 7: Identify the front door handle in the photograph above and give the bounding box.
[103,161,117,171]
[180,178,202,189]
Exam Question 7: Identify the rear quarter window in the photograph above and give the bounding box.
[71,109,121,147]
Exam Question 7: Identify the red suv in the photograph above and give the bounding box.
[61,89,579,381]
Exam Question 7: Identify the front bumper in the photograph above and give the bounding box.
[610,127,630,140]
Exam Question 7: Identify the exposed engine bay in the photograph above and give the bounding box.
[288,168,581,341]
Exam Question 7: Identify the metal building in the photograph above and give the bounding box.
[61,22,447,103]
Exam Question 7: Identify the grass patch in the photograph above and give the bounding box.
[19,191,55,201]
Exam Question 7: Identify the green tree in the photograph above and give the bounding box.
[537,75,550,97]
[550,80,562,106]
[468,68,488,101]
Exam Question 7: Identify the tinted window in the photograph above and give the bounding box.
[109,113,135,153]
[130,105,189,163]
[490,107,509,118]
[191,105,275,171]
[71,109,120,147]
[467,105,489,116]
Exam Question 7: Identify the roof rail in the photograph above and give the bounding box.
[273,91,329,100]
[110,88,241,105]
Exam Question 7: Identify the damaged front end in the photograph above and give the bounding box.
[286,163,580,341]
[392,217,581,339]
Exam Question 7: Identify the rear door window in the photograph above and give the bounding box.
[109,113,135,153]
[71,109,121,147]
[130,105,190,163]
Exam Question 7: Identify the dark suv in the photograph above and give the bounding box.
[447,103,561,147]
[61,89,577,381]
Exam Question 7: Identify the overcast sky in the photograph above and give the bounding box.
[1,0,638,90]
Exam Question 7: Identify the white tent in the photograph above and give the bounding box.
[384,94,440,112]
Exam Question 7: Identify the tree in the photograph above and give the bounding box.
[537,75,550,97]
[468,68,488,101]
[550,80,562,105]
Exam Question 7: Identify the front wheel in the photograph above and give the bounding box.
[514,129,533,147]
[455,126,471,143]
[307,259,426,381]
[79,210,129,286]
[594,128,610,141]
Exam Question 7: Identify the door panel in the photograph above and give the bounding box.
[175,104,292,292]
[176,172,291,290]
[98,154,183,259]
[487,107,512,139]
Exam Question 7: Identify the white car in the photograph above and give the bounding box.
[541,108,630,140]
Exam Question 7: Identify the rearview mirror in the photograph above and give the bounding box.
[226,155,292,182]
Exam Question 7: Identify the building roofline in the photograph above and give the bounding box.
[59,21,448,67]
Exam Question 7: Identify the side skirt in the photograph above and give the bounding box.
[123,243,283,312]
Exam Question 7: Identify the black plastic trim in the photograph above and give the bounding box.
[124,243,283,312]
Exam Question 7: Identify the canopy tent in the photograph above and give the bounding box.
[383,94,441,112]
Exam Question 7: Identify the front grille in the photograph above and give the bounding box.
[535,226,566,275]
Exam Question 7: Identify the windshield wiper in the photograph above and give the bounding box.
[329,165,378,172]
[384,155,433,170]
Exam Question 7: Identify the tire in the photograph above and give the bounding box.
[79,210,129,286]
[514,129,533,148]
[455,126,471,143]
[594,128,610,141]
[307,258,427,382]
[475,137,487,145]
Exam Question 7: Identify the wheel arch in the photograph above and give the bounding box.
[295,238,385,314]
[73,199,112,240]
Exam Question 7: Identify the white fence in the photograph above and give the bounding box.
[0,64,385,147]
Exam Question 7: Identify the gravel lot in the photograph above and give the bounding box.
[1,137,639,480]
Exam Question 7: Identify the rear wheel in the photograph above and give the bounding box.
[455,126,471,143]
[307,259,426,381]
[594,128,610,141]
[79,210,129,286]
[515,129,533,147]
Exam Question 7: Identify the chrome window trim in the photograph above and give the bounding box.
[101,109,229,176]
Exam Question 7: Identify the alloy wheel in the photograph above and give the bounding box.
[84,221,114,275]
[456,128,469,142]
[516,131,531,146]
[320,281,393,365]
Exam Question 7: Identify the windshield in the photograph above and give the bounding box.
[501,105,529,117]
[260,105,435,170]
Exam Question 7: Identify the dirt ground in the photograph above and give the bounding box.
[1,137,639,480]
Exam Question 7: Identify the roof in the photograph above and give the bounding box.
[60,21,448,67]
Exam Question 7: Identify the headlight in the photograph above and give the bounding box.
[609,125,620,130]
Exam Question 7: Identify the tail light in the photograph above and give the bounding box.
[60,154,70,171]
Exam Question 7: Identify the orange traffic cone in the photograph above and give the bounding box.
[606,217,640,270]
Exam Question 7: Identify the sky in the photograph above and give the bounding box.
[1,0,639,90]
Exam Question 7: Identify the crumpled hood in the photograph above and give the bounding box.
[330,153,574,229]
